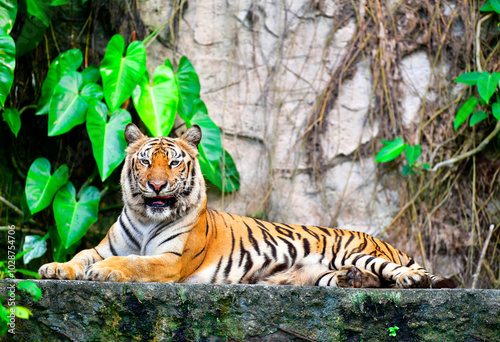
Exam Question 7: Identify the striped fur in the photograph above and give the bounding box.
[39,124,457,288]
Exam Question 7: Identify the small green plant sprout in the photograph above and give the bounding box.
[454,70,500,130]
[388,325,399,337]
[375,139,429,176]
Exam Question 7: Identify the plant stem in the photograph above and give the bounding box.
[428,119,500,172]
[471,224,496,289]
[476,13,493,72]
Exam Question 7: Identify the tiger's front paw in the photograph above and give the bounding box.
[84,262,126,282]
[396,270,431,288]
[39,262,84,280]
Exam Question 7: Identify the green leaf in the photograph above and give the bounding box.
[455,71,482,85]
[454,96,478,130]
[14,268,41,278]
[493,103,500,121]
[375,138,408,163]
[190,100,222,162]
[16,17,47,57]
[172,57,201,120]
[402,164,413,177]
[25,158,68,214]
[13,306,32,319]
[22,234,48,264]
[37,49,83,115]
[423,163,430,170]
[477,71,500,103]
[481,0,500,13]
[405,145,421,166]
[469,110,488,126]
[50,0,69,5]
[100,34,146,111]
[26,0,53,27]
[132,65,178,137]
[48,71,89,136]
[80,83,103,102]
[86,102,131,181]
[199,150,240,192]
[81,65,100,85]
[0,0,17,33]
[0,27,15,108]
[17,281,42,301]
[53,182,100,249]
[49,226,79,262]
[2,107,21,137]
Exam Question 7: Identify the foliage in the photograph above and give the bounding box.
[388,325,399,337]
[375,69,500,176]
[0,251,41,336]
[0,0,240,269]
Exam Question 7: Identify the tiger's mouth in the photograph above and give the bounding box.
[144,196,176,208]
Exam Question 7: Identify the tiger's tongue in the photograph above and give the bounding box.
[153,196,172,205]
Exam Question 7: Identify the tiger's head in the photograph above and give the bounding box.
[121,124,206,222]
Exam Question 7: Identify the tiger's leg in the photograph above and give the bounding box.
[341,253,431,288]
[406,259,458,288]
[315,266,381,288]
[39,225,119,280]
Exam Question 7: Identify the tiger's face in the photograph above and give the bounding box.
[121,124,205,222]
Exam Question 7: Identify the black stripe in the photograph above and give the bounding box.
[378,261,390,276]
[210,257,223,283]
[193,246,205,259]
[343,233,355,249]
[223,226,236,280]
[165,251,182,256]
[158,230,190,246]
[93,247,104,261]
[119,215,140,249]
[244,222,261,255]
[108,234,118,256]
[364,256,376,268]
[407,258,415,267]
[302,239,310,257]
[315,272,329,286]
[274,224,295,240]
[277,236,297,265]
[301,226,320,240]
[265,263,287,277]
[316,227,332,236]
[124,207,142,235]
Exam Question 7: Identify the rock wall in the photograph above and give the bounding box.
[136,1,460,238]
[2,279,499,341]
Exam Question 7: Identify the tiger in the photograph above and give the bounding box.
[39,123,457,288]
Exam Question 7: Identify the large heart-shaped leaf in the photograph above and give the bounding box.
[37,49,83,115]
[199,150,240,193]
[190,100,222,162]
[86,101,132,181]
[0,27,15,108]
[16,17,47,57]
[26,0,53,27]
[170,57,201,120]
[477,71,500,104]
[454,96,479,130]
[0,0,17,33]
[48,71,89,136]
[22,234,49,265]
[100,34,146,111]
[2,107,21,137]
[80,83,103,102]
[375,138,408,162]
[25,158,68,214]
[53,182,100,249]
[404,145,421,166]
[132,65,178,137]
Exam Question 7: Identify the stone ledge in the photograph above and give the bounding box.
[1,280,498,341]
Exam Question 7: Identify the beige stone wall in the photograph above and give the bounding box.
[137,0,443,235]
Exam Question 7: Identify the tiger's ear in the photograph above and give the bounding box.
[181,125,202,148]
[125,123,145,145]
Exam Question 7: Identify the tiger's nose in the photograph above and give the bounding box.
[147,181,167,194]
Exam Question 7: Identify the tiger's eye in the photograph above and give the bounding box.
[140,159,150,166]
[170,160,180,167]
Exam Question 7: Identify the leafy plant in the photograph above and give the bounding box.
[388,325,399,337]
[2,23,240,266]
[375,139,429,176]
[0,252,42,336]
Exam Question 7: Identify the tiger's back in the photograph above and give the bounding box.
[39,124,457,289]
